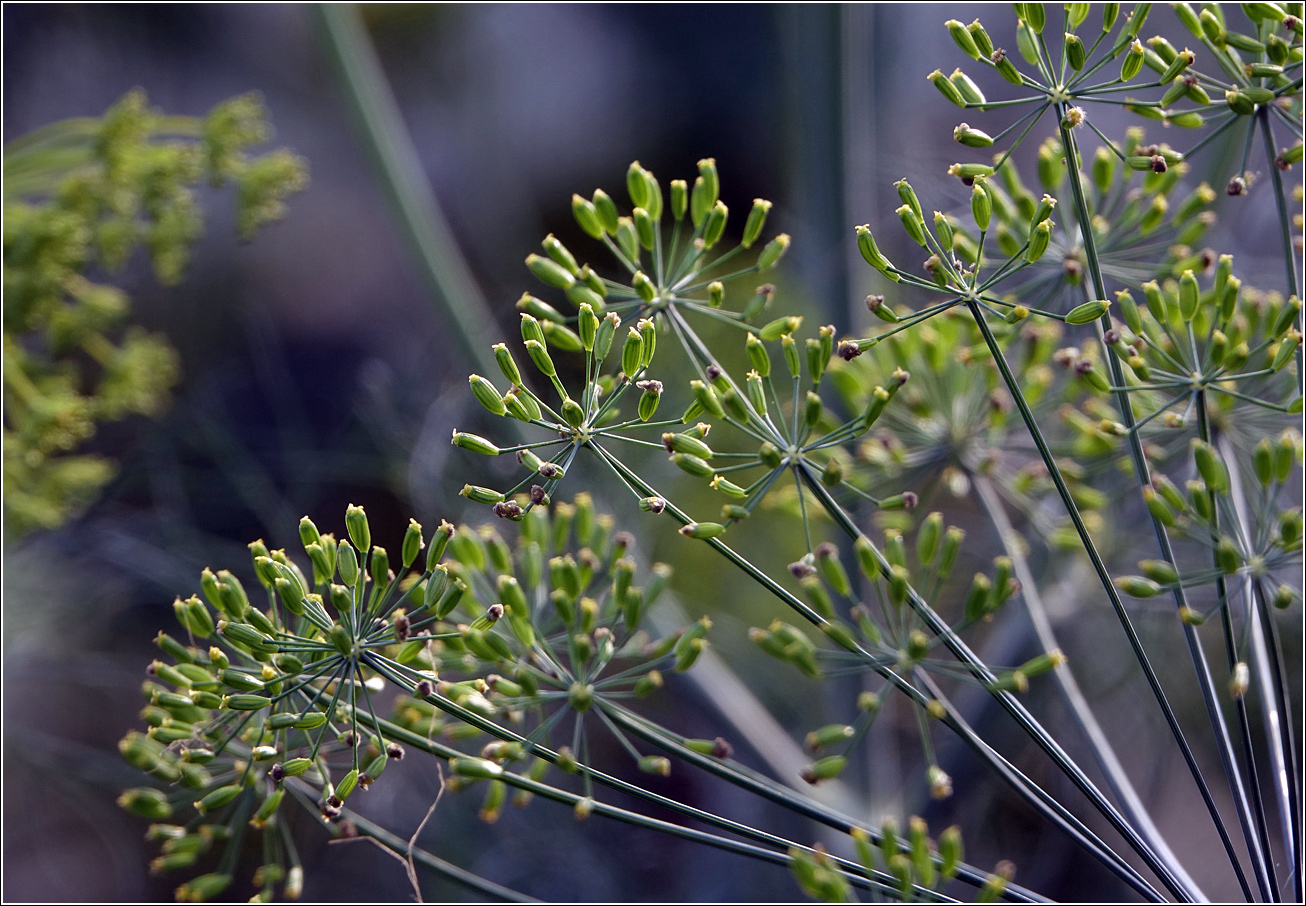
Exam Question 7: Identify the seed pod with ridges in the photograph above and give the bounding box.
[667,178,688,221]
[526,253,574,290]
[1274,296,1302,337]
[619,327,644,378]
[950,69,986,105]
[1122,39,1145,79]
[964,17,993,54]
[964,573,992,621]
[671,453,715,479]
[757,233,790,271]
[1064,31,1087,69]
[1066,299,1109,326]
[702,200,728,249]
[590,188,619,236]
[690,158,719,226]
[1215,537,1241,574]
[642,169,663,221]
[742,199,771,248]
[990,46,1023,84]
[1178,269,1200,320]
[802,755,847,784]
[634,318,657,368]
[613,216,640,263]
[518,340,553,380]
[559,398,585,428]
[1132,558,1179,586]
[624,269,655,305]
[625,161,651,209]
[636,380,662,421]
[1251,437,1276,487]
[1184,480,1212,521]
[571,194,603,239]
[1281,509,1304,549]
[929,213,955,255]
[928,69,967,106]
[542,234,578,275]
[664,431,714,459]
[796,391,819,433]
[460,485,505,507]
[679,521,726,540]
[1018,1,1045,31]
[1031,193,1057,228]
[698,283,723,314]
[1218,276,1240,325]
[1192,440,1229,494]
[811,545,848,597]
[960,187,991,239]
[1273,331,1301,371]
[801,575,834,618]
[632,206,656,250]
[1142,486,1175,526]
[938,825,964,880]
[1026,220,1052,262]
[941,17,979,57]
[775,335,798,378]
[894,204,927,248]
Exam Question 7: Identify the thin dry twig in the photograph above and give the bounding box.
[331,764,446,903]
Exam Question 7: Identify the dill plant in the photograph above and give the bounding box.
[3,89,307,537]
[117,4,1302,902]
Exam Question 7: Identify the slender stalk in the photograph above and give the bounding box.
[1053,109,1264,900]
[313,4,506,389]
[798,467,1182,902]
[603,702,1049,903]
[1197,401,1278,900]
[972,472,1206,900]
[338,807,541,902]
[591,439,1170,897]
[1224,437,1302,902]
[355,690,947,901]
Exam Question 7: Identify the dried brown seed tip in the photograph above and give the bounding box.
[789,560,818,579]
[493,501,523,520]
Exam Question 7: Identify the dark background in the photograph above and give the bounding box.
[4,4,1299,902]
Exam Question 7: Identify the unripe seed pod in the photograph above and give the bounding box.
[971,182,992,230]
[1192,440,1229,494]
[757,233,790,271]
[928,69,967,106]
[1066,299,1109,325]
[702,200,729,248]
[742,199,772,248]
[679,522,726,539]
[947,19,982,58]
[1026,220,1052,262]
[1122,40,1145,80]
[526,253,574,290]
[1116,575,1163,597]
[572,194,603,239]
[1065,32,1086,70]
[855,225,896,279]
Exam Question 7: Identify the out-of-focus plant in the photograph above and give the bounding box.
[121,4,1303,902]
[3,89,307,537]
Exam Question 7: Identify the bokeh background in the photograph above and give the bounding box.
[4,4,1300,902]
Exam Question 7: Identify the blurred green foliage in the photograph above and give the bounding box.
[3,89,308,537]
